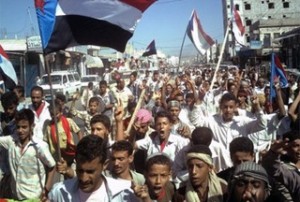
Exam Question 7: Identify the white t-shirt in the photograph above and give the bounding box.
[79,182,108,202]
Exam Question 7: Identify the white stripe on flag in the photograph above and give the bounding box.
[0,55,18,85]
[232,9,245,46]
[56,0,142,33]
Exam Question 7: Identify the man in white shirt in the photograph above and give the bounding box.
[48,135,139,202]
[190,93,267,170]
[28,86,51,140]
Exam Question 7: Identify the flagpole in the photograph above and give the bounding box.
[177,31,187,73]
[44,55,62,161]
[209,25,230,91]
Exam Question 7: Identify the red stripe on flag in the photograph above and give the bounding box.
[274,55,287,78]
[194,12,214,46]
[234,8,245,35]
[120,0,156,12]
[0,45,9,59]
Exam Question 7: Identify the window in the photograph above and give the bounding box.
[227,4,230,8]
[261,1,264,4]
[245,3,251,10]
[235,4,240,10]
[268,3,274,9]
[68,74,74,82]
[263,33,271,47]
[247,36,250,43]
[283,2,289,8]
[283,14,286,18]
[246,19,252,26]
[268,16,272,19]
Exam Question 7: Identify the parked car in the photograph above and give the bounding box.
[39,71,81,101]
[80,75,101,92]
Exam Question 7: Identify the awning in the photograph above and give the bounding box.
[86,55,104,68]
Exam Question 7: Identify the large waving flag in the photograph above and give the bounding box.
[35,0,156,54]
[270,53,288,101]
[0,45,18,90]
[232,8,245,46]
[186,10,214,55]
[142,40,157,57]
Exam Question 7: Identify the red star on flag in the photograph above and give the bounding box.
[35,0,45,13]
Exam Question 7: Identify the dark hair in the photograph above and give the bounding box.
[88,82,93,88]
[88,97,100,105]
[90,114,111,130]
[185,93,195,100]
[111,140,134,156]
[191,127,213,146]
[219,93,238,105]
[75,135,107,164]
[282,130,300,142]
[99,80,107,86]
[229,137,254,155]
[31,86,44,96]
[187,144,212,157]
[1,91,18,109]
[145,154,171,172]
[15,109,35,126]
[14,85,25,97]
[155,111,172,123]
[49,99,63,113]
[130,71,137,77]
[55,92,66,102]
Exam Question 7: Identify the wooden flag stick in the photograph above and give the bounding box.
[209,25,230,91]
[125,88,146,135]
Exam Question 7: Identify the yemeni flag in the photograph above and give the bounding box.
[0,45,18,90]
[232,8,245,46]
[270,53,288,102]
[35,0,156,54]
[142,40,157,57]
[186,10,214,55]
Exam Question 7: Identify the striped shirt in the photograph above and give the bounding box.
[0,135,55,200]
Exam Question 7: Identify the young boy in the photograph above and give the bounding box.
[44,101,82,170]
[0,109,56,200]
[133,154,184,202]
[71,96,100,135]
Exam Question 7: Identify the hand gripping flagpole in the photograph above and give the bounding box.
[209,25,230,91]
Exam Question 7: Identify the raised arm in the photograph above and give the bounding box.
[288,91,300,122]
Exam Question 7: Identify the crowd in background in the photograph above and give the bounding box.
[0,64,300,202]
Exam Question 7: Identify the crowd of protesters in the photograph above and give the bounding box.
[0,64,300,202]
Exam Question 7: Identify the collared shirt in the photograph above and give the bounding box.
[136,133,189,162]
[44,117,81,161]
[48,176,139,202]
[97,90,115,118]
[29,101,51,140]
[0,136,55,200]
[103,170,145,186]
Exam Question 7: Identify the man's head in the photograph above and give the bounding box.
[88,97,100,115]
[186,145,213,189]
[15,109,35,143]
[76,135,107,193]
[191,127,213,146]
[154,111,172,141]
[167,100,181,122]
[219,93,238,122]
[116,79,125,90]
[110,140,134,176]
[129,71,137,83]
[55,93,66,106]
[229,161,270,202]
[133,108,152,136]
[88,82,94,89]
[145,154,172,198]
[283,130,300,164]
[230,137,254,167]
[90,114,111,139]
[257,77,265,88]
[30,86,44,110]
[174,93,185,107]
[99,80,108,95]
[48,100,63,122]
[1,91,18,118]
